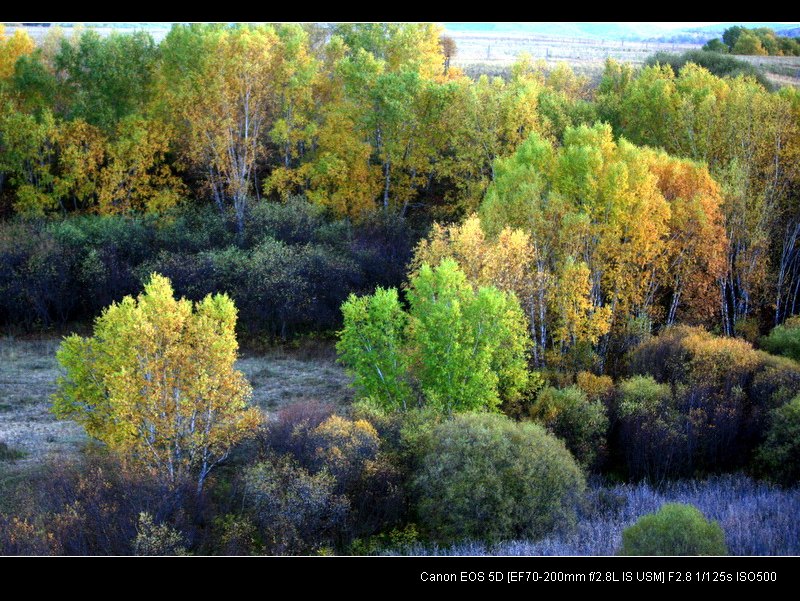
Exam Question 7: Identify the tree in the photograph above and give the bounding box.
[337,259,530,413]
[722,26,745,50]
[439,35,457,75]
[160,24,280,236]
[54,30,159,131]
[53,273,261,494]
[337,287,411,410]
[702,39,729,53]
[732,32,768,56]
[97,116,184,215]
[0,104,57,215]
[407,259,530,413]
[0,25,35,80]
[478,124,675,368]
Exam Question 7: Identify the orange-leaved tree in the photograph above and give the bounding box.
[53,273,260,494]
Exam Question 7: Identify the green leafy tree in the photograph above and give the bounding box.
[55,30,159,131]
[702,39,729,53]
[407,259,529,413]
[337,287,412,410]
[732,32,768,56]
[337,259,530,414]
[722,26,745,50]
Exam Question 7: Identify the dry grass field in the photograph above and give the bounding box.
[449,32,800,88]
[0,337,353,473]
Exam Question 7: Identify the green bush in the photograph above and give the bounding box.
[616,375,687,481]
[530,385,608,469]
[754,395,800,486]
[760,317,800,362]
[644,50,772,89]
[620,503,728,556]
[702,39,729,53]
[413,413,585,542]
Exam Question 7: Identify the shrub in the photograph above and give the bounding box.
[261,407,405,541]
[760,317,800,361]
[0,454,200,555]
[644,50,772,89]
[0,441,25,461]
[308,415,381,494]
[243,456,349,554]
[702,39,729,53]
[576,371,614,402]
[0,199,418,339]
[413,413,585,542]
[616,375,687,481]
[619,503,728,556]
[262,399,337,460]
[754,395,800,486]
[626,326,800,475]
[133,512,187,556]
[530,385,608,469]
[211,514,261,556]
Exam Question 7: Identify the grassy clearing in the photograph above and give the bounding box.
[0,336,354,473]
[0,337,86,471]
[237,345,354,412]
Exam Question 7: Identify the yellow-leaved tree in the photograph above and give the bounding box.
[53,273,260,494]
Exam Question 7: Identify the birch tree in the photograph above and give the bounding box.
[53,273,260,494]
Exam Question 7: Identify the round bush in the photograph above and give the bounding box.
[620,503,728,556]
[413,413,585,542]
[760,317,800,362]
[530,385,608,469]
[754,394,800,486]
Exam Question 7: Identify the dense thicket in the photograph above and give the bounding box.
[644,50,772,89]
[618,325,800,479]
[0,198,416,337]
[703,26,800,57]
[2,24,799,344]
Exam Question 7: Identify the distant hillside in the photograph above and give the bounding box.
[443,22,682,40]
[686,22,800,34]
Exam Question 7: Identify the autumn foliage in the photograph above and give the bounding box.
[53,273,260,493]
